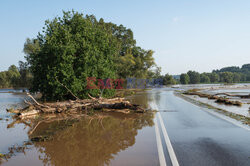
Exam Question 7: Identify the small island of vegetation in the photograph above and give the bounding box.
[3,11,161,120]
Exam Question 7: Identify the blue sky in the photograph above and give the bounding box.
[0,0,250,74]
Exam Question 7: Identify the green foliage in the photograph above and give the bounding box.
[187,71,200,84]
[180,73,190,84]
[0,71,9,88]
[213,64,250,82]
[110,27,155,78]
[22,10,156,100]
[23,38,40,63]
[178,63,249,85]
[213,66,240,73]
[200,73,210,83]
[163,74,176,85]
[241,64,250,72]
[7,65,21,87]
[0,64,29,88]
[18,61,33,88]
[26,11,120,100]
[209,72,219,83]
[219,72,234,83]
[147,66,162,79]
[232,73,241,83]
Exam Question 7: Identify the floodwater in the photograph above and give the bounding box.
[186,85,250,117]
[0,92,28,155]
[184,94,250,117]
[1,85,249,166]
[0,90,158,166]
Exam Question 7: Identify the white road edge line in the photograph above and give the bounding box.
[158,113,180,166]
[155,117,167,166]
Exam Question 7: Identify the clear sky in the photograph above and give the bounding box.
[0,0,250,75]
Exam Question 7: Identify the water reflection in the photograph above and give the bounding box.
[29,112,154,166]
[0,90,155,166]
[0,92,29,161]
[126,90,155,109]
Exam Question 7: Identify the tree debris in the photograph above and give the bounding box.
[9,93,146,118]
[214,93,250,99]
[183,90,243,106]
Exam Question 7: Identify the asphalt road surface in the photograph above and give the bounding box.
[151,89,250,166]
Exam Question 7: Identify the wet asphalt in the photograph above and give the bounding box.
[150,89,250,166]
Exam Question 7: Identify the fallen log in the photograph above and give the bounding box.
[214,93,250,98]
[26,93,50,109]
[183,91,211,98]
[19,110,40,118]
[215,97,242,106]
[9,93,146,118]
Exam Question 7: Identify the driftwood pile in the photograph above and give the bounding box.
[7,93,145,118]
[183,91,244,106]
[214,93,250,99]
[215,98,243,106]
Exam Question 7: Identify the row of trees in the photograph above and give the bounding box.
[180,72,220,84]
[179,64,250,84]
[0,62,32,88]
[151,64,250,86]
[213,64,250,81]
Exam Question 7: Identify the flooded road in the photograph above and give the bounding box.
[0,91,158,166]
[151,89,250,166]
[0,88,250,166]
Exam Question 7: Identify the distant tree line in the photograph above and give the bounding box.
[0,62,32,88]
[179,64,250,84]
[148,64,250,86]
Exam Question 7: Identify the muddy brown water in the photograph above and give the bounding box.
[1,86,250,166]
[0,90,158,166]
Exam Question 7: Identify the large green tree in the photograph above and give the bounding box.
[24,11,157,100]
[25,11,120,100]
